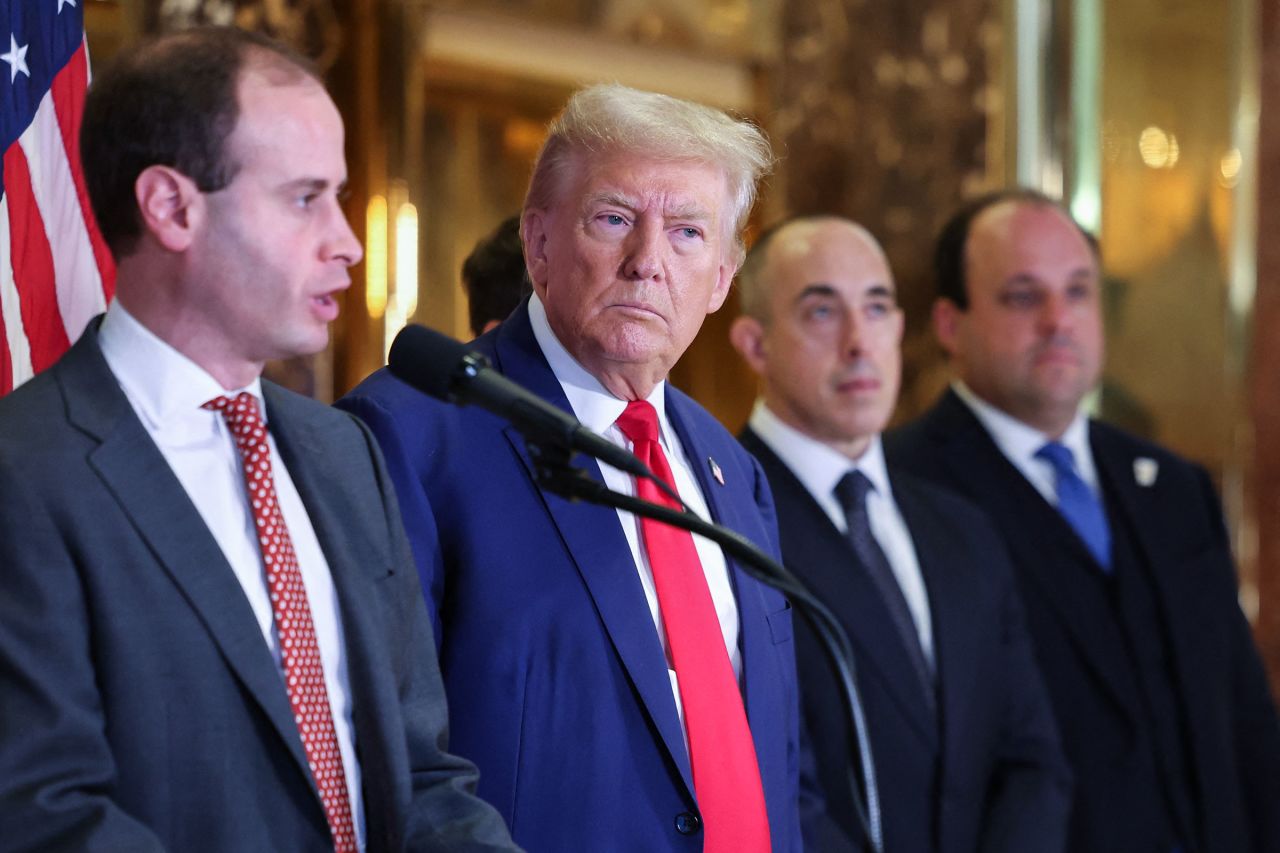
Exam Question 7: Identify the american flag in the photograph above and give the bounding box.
[0,0,113,396]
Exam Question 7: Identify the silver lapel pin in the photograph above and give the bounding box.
[1134,457,1159,487]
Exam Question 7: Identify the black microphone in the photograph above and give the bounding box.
[388,324,651,480]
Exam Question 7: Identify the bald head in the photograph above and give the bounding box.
[737,216,887,323]
[731,217,903,459]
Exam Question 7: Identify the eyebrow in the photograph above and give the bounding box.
[794,282,897,303]
[589,192,638,212]
[794,284,838,304]
[280,177,343,195]
[588,192,712,223]
[1003,267,1096,287]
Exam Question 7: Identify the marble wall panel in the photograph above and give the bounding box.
[773,0,1001,421]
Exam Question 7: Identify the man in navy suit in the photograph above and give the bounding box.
[0,27,516,852]
[338,85,801,851]
[730,216,1069,852]
[887,190,1280,853]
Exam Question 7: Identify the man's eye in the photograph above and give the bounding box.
[602,213,626,226]
[1067,282,1095,301]
[1001,291,1038,308]
[678,227,701,239]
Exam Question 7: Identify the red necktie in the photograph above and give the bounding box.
[204,392,357,853]
[614,400,771,852]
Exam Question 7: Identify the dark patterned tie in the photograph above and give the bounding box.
[204,392,357,852]
[833,470,935,709]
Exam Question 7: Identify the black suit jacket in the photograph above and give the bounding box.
[0,324,517,852]
[886,389,1280,853]
[741,428,1070,853]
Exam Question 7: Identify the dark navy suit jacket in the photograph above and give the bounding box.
[741,428,1070,853]
[0,323,516,852]
[887,389,1280,853]
[338,303,802,852]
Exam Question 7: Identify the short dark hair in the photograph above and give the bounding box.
[461,216,531,336]
[80,26,318,257]
[933,188,1099,310]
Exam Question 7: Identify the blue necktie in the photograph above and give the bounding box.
[834,470,935,708]
[1036,442,1112,572]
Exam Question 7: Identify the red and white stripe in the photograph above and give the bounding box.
[0,37,114,395]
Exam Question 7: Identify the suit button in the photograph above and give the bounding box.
[675,812,701,835]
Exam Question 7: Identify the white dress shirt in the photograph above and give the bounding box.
[748,400,935,667]
[527,295,739,732]
[99,302,365,847]
[952,381,1099,505]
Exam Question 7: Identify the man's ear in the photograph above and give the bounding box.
[134,165,203,253]
[706,259,736,314]
[521,210,550,296]
[932,298,965,356]
[729,314,767,376]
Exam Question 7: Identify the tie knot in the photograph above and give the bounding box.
[615,399,659,445]
[833,469,874,515]
[202,391,264,438]
[1035,441,1077,474]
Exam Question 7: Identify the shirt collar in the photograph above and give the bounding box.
[748,399,893,502]
[99,300,265,431]
[527,292,669,440]
[952,380,1092,471]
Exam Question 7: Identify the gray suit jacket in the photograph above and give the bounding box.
[0,322,517,852]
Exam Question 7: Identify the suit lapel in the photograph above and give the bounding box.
[920,392,1142,721]
[892,476,977,755]
[266,386,400,830]
[490,311,695,798]
[666,401,781,757]
[744,430,937,745]
[1090,426,1172,597]
[60,331,316,791]
[1090,426,1210,751]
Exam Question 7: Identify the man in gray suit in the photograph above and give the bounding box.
[0,27,516,852]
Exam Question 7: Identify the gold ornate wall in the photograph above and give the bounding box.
[87,4,1280,687]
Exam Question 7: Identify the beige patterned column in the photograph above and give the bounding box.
[771,0,1002,419]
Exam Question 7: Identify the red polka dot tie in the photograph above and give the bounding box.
[614,400,771,852]
[203,392,357,852]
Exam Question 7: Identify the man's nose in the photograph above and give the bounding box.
[326,202,364,268]
[1038,292,1073,334]
[843,313,866,358]
[622,222,663,281]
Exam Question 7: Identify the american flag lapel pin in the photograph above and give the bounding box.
[708,457,725,486]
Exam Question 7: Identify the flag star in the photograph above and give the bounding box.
[1,35,29,84]
[58,0,78,13]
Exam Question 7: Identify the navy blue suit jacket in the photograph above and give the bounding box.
[338,304,802,852]
[887,389,1280,853]
[741,429,1070,853]
[0,323,516,852]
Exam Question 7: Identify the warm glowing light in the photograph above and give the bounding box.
[395,202,419,318]
[365,195,388,318]
[1220,148,1242,188]
[1138,125,1179,169]
[384,302,407,364]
